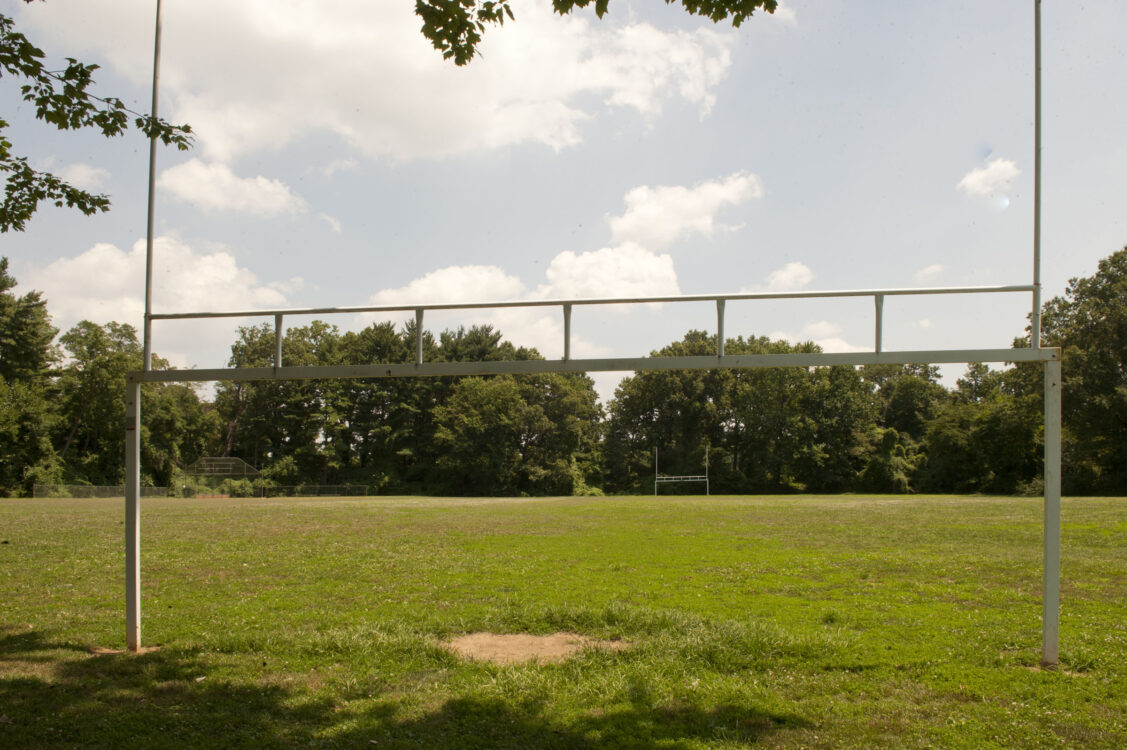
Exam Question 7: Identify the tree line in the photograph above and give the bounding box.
[2,248,1125,497]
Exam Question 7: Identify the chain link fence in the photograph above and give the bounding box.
[33,485,169,498]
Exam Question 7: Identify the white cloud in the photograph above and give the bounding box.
[158,159,307,217]
[17,0,735,162]
[57,163,111,191]
[319,213,342,233]
[800,321,844,340]
[957,157,1020,198]
[609,171,762,249]
[24,236,294,369]
[538,243,680,300]
[592,22,731,119]
[322,159,358,176]
[370,265,526,307]
[769,321,868,353]
[915,263,943,283]
[765,261,813,292]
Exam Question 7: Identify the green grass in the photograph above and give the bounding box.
[1,494,1125,748]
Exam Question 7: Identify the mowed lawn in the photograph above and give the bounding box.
[1,495,1125,748]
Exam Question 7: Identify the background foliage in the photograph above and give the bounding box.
[2,248,1126,497]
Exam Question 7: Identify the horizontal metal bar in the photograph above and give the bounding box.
[133,347,1059,384]
[148,284,1036,322]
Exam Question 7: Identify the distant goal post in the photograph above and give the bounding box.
[185,456,261,477]
[654,447,710,496]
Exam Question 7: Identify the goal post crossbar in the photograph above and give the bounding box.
[144,283,1037,372]
[149,283,1036,320]
[655,475,710,496]
[131,346,1058,385]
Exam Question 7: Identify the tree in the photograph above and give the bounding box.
[433,375,538,494]
[0,256,59,495]
[513,371,603,494]
[917,393,1040,495]
[0,375,61,495]
[1,2,191,231]
[1013,247,1127,493]
[796,362,880,492]
[954,362,1004,404]
[857,428,915,494]
[0,256,56,380]
[417,0,780,65]
[862,364,948,442]
[51,319,213,487]
[604,331,881,494]
[54,321,144,483]
[214,322,343,476]
[340,319,442,491]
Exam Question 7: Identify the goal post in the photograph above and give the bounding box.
[123,323,1061,662]
[654,446,710,496]
[124,0,1061,669]
[185,457,261,477]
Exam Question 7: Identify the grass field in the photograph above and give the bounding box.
[1,494,1125,748]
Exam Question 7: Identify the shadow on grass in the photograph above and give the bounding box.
[367,697,808,749]
[0,628,807,748]
[0,628,334,748]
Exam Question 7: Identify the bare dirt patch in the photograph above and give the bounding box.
[444,632,630,665]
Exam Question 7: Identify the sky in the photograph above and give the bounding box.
[4,0,1125,402]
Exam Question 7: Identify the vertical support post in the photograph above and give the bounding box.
[563,303,572,361]
[142,0,163,372]
[273,314,284,369]
[654,447,658,496]
[415,309,424,365]
[125,375,142,652]
[874,294,884,354]
[1042,356,1061,667]
[716,299,726,357]
[1031,0,1043,349]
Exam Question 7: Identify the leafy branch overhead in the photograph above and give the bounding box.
[0,9,192,232]
[416,0,779,65]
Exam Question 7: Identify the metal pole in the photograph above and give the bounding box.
[125,375,142,651]
[654,447,658,496]
[563,303,572,361]
[1042,356,1061,667]
[274,314,284,368]
[1031,0,1043,349]
[415,309,424,365]
[874,294,884,353]
[716,299,726,357]
[142,0,163,371]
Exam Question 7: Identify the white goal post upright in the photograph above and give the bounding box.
[125,374,141,652]
[127,1,1061,667]
[1043,358,1061,665]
